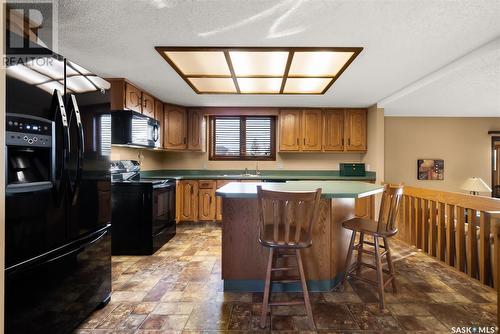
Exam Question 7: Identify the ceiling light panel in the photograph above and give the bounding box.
[237,78,283,93]
[164,51,231,76]
[283,78,332,94]
[229,51,289,77]
[288,51,354,77]
[156,47,362,94]
[188,77,237,93]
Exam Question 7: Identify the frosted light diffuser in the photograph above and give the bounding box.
[188,78,237,93]
[237,78,282,93]
[163,51,230,76]
[156,47,362,94]
[283,78,332,94]
[288,51,355,77]
[66,75,98,93]
[229,51,288,76]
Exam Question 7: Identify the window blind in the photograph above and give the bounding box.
[211,116,275,160]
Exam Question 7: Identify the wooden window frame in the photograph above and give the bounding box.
[209,115,276,161]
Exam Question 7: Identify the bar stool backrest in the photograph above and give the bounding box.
[256,186,322,247]
[376,184,404,235]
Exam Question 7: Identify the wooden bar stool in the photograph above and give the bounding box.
[340,184,404,309]
[256,185,322,329]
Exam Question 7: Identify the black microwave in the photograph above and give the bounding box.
[111,111,160,148]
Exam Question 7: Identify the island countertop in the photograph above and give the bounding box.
[216,181,384,199]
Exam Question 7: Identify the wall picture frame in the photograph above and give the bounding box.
[417,159,444,180]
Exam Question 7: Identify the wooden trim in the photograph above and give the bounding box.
[403,186,500,212]
[208,115,276,161]
[154,46,363,95]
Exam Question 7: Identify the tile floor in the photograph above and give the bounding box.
[75,223,498,333]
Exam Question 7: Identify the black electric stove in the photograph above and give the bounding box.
[111,160,176,255]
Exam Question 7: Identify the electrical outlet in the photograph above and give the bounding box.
[276,163,284,170]
[202,162,208,170]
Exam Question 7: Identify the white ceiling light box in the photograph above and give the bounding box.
[156,47,363,95]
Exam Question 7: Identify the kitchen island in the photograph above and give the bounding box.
[216,181,384,292]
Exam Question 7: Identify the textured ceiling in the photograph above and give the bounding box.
[57,0,500,116]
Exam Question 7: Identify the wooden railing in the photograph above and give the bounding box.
[396,186,500,292]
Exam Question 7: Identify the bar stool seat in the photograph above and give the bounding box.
[256,185,322,330]
[342,217,398,237]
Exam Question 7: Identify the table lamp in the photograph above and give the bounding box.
[460,177,492,195]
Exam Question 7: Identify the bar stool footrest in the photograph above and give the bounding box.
[269,300,305,306]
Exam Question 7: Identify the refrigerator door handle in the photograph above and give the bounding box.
[51,89,70,206]
[68,94,85,205]
[44,228,107,265]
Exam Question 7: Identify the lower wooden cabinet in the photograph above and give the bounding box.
[198,180,216,221]
[178,180,198,221]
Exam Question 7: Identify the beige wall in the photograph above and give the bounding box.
[111,145,365,171]
[385,117,500,193]
[363,105,385,217]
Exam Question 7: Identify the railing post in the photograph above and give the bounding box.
[490,213,500,327]
[479,212,491,285]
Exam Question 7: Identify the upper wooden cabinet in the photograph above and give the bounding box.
[187,109,206,151]
[344,109,367,151]
[279,109,301,151]
[141,92,155,118]
[323,109,344,151]
[110,79,142,113]
[124,82,142,113]
[109,79,157,118]
[279,108,367,153]
[302,109,322,151]
[164,105,187,150]
[154,100,164,147]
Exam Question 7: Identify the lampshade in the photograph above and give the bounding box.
[460,177,492,193]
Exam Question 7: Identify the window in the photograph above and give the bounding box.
[209,116,276,160]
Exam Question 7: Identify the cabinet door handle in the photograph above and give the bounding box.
[303,138,306,145]
[342,138,344,146]
[348,138,351,146]
[184,137,187,144]
[296,138,299,145]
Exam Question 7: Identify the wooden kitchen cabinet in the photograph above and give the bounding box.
[302,109,322,151]
[164,105,187,150]
[198,180,216,221]
[109,79,142,113]
[141,92,155,118]
[216,180,233,221]
[124,82,142,113]
[154,100,164,148]
[345,109,367,151]
[323,109,344,151]
[178,180,198,221]
[279,109,301,151]
[187,108,206,151]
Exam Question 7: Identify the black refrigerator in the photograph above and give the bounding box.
[5,31,112,334]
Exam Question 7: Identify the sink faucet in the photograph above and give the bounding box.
[244,167,249,175]
[255,162,260,175]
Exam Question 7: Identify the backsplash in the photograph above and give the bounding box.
[111,146,365,171]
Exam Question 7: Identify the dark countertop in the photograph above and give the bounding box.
[140,169,376,181]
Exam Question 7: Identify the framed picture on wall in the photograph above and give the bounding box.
[417,159,444,180]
